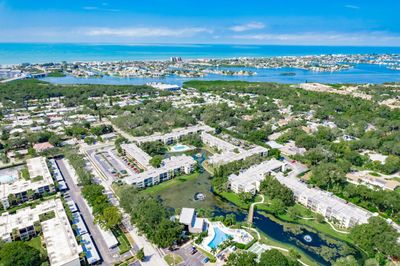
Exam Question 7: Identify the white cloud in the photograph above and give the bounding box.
[232,31,400,45]
[83,5,119,12]
[229,22,265,32]
[345,4,360,9]
[83,6,98,10]
[84,27,213,38]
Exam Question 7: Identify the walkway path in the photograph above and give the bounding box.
[325,220,350,234]
[247,195,265,224]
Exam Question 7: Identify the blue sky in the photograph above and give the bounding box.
[1,0,400,46]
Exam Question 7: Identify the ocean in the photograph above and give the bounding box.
[1,43,400,84]
[1,43,400,64]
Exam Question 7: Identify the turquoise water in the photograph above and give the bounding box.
[170,144,191,152]
[208,227,230,249]
[0,175,15,184]
[42,63,400,84]
[0,175,16,184]
[1,43,400,64]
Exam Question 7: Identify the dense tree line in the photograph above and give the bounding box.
[186,80,400,225]
[112,101,196,136]
[310,162,400,223]
[226,249,300,266]
[82,184,121,229]
[0,79,155,107]
[350,217,400,259]
[64,149,121,229]
[119,186,183,248]
[180,133,203,148]
[0,241,44,266]
[260,175,295,206]
[140,141,167,156]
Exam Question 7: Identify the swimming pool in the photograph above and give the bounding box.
[208,227,230,249]
[0,175,16,184]
[170,144,192,152]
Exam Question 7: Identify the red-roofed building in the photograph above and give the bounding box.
[33,142,54,153]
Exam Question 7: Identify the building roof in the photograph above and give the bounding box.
[80,233,101,264]
[0,199,81,266]
[27,157,52,179]
[202,132,268,165]
[33,142,54,152]
[0,157,54,200]
[229,159,284,188]
[179,208,195,225]
[96,224,118,249]
[275,174,372,224]
[121,143,152,169]
[347,172,400,191]
[132,124,213,144]
[124,155,196,185]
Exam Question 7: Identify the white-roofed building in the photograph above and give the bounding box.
[121,143,153,170]
[96,224,118,250]
[80,233,101,265]
[0,157,55,209]
[124,155,196,188]
[275,174,373,228]
[133,124,213,145]
[229,159,286,195]
[179,208,207,234]
[202,132,268,166]
[0,199,82,266]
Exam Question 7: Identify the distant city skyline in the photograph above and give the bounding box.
[0,0,400,46]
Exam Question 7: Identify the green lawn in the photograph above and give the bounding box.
[27,236,47,257]
[217,191,250,209]
[255,201,352,242]
[258,234,319,266]
[164,254,184,266]
[143,172,200,195]
[112,227,132,255]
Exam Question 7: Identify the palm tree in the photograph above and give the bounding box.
[211,247,217,255]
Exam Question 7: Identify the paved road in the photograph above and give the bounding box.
[103,118,137,142]
[82,147,168,266]
[165,242,206,266]
[56,158,116,265]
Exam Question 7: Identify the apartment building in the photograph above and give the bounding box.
[121,143,153,170]
[124,155,196,188]
[229,159,286,195]
[201,132,268,166]
[0,199,82,266]
[275,174,373,228]
[133,124,213,145]
[0,157,55,209]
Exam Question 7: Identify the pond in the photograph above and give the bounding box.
[156,149,361,265]
[253,212,362,265]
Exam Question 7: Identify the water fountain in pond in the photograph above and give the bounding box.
[194,192,206,201]
[304,235,312,243]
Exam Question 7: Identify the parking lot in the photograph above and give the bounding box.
[165,243,207,266]
[88,146,140,183]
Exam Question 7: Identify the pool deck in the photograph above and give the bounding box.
[169,144,195,153]
[200,221,254,252]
